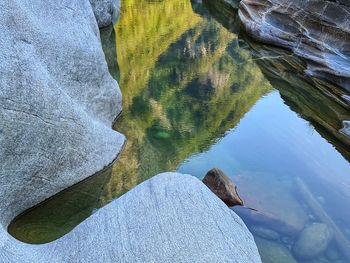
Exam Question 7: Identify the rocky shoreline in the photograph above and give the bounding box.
[0,173,262,263]
[2,0,349,262]
[239,0,350,108]
[0,0,262,262]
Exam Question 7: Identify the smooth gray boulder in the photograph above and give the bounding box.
[0,0,124,227]
[89,0,121,27]
[0,173,262,263]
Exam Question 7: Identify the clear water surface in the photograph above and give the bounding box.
[9,0,350,262]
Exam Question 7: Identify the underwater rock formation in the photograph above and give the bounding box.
[234,173,309,235]
[255,237,297,263]
[292,223,333,260]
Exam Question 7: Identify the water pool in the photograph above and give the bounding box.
[9,0,350,262]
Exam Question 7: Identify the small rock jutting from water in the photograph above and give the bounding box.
[202,168,243,207]
[292,222,334,260]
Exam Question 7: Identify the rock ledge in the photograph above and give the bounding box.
[0,173,262,263]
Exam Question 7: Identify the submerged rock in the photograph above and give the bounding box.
[304,257,334,263]
[325,246,341,261]
[0,173,262,263]
[292,223,334,260]
[203,168,244,207]
[255,237,297,263]
[250,225,280,241]
[281,236,293,245]
[234,173,308,235]
[239,0,350,100]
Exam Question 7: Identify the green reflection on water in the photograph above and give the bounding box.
[8,3,350,262]
[8,0,271,244]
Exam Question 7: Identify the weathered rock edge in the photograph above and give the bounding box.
[239,0,350,106]
[0,173,262,263]
[0,0,124,227]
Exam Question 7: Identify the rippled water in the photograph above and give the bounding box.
[9,0,350,262]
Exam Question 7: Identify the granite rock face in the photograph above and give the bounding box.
[0,173,262,263]
[89,0,121,28]
[0,0,124,227]
[239,0,350,104]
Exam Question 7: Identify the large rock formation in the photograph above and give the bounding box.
[0,0,124,227]
[0,173,262,262]
[239,0,350,106]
